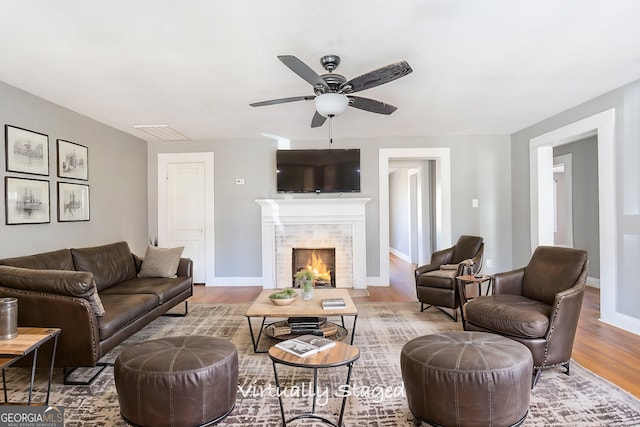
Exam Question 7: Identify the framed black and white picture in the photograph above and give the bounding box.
[57,139,88,180]
[5,176,50,224]
[5,125,49,176]
[57,182,90,222]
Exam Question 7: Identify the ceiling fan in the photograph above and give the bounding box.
[250,54,413,128]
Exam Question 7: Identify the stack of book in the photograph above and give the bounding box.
[288,317,323,336]
[275,334,336,358]
[322,297,346,309]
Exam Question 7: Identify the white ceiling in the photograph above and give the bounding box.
[2,1,640,142]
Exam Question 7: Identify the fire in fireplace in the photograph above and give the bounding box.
[292,248,336,287]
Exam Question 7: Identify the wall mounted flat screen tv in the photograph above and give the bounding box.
[276,149,361,193]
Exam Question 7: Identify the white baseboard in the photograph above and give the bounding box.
[587,276,600,288]
[389,247,411,263]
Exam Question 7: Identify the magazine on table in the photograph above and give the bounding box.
[275,334,336,358]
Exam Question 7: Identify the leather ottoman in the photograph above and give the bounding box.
[400,331,532,427]
[114,335,238,427]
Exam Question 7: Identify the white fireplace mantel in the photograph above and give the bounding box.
[256,198,370,289]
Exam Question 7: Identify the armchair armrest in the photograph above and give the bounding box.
[544,283,586,365]
[492,268,525,295]
[415,247,453,277]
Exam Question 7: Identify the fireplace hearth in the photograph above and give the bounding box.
[292,248,336,287]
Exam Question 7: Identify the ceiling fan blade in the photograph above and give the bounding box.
[250,95,314,107]
[278,55,329,91]
[342,61,412,93]
[348,96,397,115]
[311,111,327,128]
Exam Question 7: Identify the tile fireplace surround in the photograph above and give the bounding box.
[256,198,370,289]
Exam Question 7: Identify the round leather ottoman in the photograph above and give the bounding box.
[114,335,238,427]
[400,331,532,427]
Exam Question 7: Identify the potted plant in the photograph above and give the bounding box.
[295,268,315,300]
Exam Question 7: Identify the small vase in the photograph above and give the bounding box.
[302,283,314,300]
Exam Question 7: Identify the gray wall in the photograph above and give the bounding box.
[511,78,640,319]
[149,135,513,280]
[554,136,600,278]
[0,81,149,258]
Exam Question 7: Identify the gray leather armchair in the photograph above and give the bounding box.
[463,246,588,386]
[414,235,484,321]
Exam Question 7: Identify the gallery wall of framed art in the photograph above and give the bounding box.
[4,124,90,225]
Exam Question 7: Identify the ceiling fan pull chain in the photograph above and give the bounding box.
[329,116,333,145]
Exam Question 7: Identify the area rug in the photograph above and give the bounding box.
[5,302,640,426]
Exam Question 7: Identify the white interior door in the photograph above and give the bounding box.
[158,153,214,284]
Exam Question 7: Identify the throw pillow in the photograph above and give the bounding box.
[137,246,184,278]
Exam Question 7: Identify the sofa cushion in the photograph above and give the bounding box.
[71,242,137,291]
[0,265,105,316]
[465,294,552,339]
[97,293,159,341]
[137,246,184,278]
[101,276,192,305]
[418,269,457,289]
[0,249,75,270]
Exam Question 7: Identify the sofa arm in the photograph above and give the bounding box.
[177,258,193,278]
[0,287,102,368]
[492,268,525,295]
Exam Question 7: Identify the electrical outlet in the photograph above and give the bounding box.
[472,198,479,208]
[235,178,245,185]
[486,259,492,268]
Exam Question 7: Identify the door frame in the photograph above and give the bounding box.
[158,152,215,285]
[377,148,451,285]
[528,109,638,334]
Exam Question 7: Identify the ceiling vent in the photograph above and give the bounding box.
[133,125,190,141]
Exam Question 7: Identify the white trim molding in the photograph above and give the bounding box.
[529,109,638,335]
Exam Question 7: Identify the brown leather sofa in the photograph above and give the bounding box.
[0,241,193,383]
[463,246,588,386]
[414,235,484,321]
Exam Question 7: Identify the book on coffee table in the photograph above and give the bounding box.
[275,334,336,358]
[322,297,346,309]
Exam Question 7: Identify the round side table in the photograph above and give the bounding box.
[268,340,360,427]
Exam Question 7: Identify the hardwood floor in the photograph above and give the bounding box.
[191,255,640,399]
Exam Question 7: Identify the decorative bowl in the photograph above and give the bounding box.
[269,290,298,306]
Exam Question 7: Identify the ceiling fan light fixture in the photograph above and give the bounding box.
[314,93,349,118]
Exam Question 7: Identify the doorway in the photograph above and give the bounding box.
[378,148,452,285]
[158,152,215,285]
[553,153,573,248]
[528,109,635,334]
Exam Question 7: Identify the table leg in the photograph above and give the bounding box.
[311,368,319,414]
[271,360,287,427]
[45,333,60,405]
[247,316,267,353]
[337,362,355,427]
[349,315,358,345]
[27,347,39,405]
[2,368,7,402]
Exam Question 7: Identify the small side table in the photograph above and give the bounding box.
[456,274,493,324]
[0,327,61,406]
[269,341,360,427]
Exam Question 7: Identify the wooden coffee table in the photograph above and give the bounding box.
[246,288,358,353]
